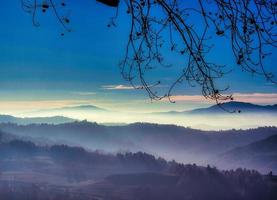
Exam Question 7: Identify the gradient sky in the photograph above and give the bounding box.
[0,1,277,115]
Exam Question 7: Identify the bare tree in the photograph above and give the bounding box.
[21,0,276,107]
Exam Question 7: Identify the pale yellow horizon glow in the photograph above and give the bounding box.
[0,92,277,116]
[0,94,276,130]
[165,93,277,105]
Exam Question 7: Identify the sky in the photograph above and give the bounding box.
[0,0,277,116]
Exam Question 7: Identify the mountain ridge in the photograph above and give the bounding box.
[0,115,76,125]
[189,101,277,114]
[58,104,107,111]
[217,134,277,172]
[0,120,276,173]
[153,101,277,115]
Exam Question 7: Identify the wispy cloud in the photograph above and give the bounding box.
[164,93,277,104]
[72,91,96,96]
[264,82,276,86]
[102,84,167,90]
[102,85,135,90]
[233,93,277,104]
[161,95,210,103]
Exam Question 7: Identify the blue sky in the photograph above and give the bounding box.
[0,1,276,114]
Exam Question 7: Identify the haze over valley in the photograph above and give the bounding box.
[4,101,277,130]
[1,0,277,199]
[1,101,277,200]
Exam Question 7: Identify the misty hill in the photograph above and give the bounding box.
[36,104,108,114]
[57,105,107,112]
[188,101,277,114]
[0,121,276,172]
[218,134,277,173]
[28,104,109,118]
[0,137,276,200]
[0,137,168,180]
[0,115,76,125]
[154,101,277,115]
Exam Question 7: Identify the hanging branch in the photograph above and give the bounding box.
[21,0,277,109]
[21,0,71,35]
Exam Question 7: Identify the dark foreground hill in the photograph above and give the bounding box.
[0,135,276,200]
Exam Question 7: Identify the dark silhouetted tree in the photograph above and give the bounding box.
[21,0,276,107]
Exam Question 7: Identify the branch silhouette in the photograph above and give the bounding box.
[21,0,277,109]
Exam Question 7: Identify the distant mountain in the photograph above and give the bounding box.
[218,134,277,173]
[0,115,76,125]
[188,101,277,114]
[153,101,277,115]
[57,105,107,112]
[31,104,108,116]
